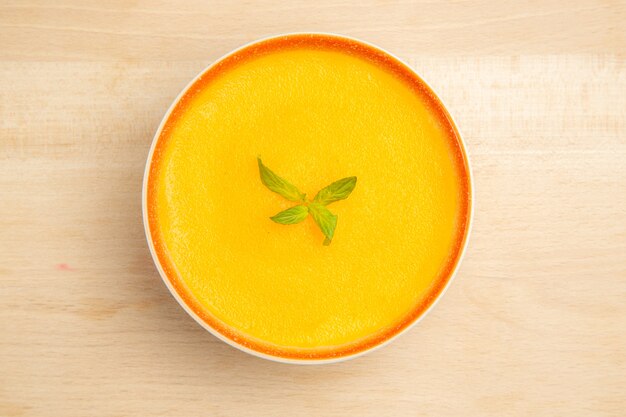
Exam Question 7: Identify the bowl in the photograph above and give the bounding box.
[142,33,473,364]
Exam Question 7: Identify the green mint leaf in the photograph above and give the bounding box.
[270,205,309,225]
[308,203,338,245]
[313,176,357,206]
[258,157,306,202]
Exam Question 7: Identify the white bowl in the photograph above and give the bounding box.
[142,33,474,364]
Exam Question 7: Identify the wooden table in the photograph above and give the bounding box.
[1,1,625,416]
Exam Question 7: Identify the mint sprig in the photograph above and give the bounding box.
[257,157,357,245]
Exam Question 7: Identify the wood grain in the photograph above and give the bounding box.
[1,1,625,416]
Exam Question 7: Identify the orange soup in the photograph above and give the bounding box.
[145,34,471,361]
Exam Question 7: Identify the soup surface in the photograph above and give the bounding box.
[146,34,471,360]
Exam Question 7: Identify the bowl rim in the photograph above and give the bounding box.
[142,32,474,365]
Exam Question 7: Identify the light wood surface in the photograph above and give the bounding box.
[1,1,625,416]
